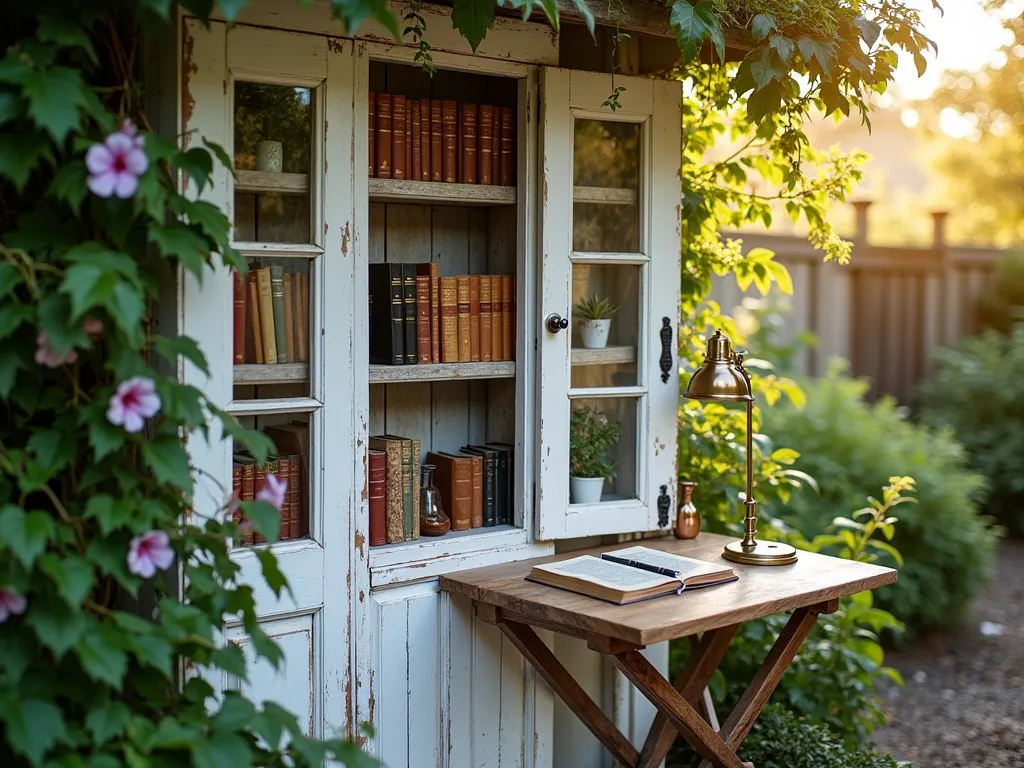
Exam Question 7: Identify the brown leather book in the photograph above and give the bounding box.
[430,100,443,182]
[278,455,292,540]
[493,108,502,182]
[368,92,375,177]
[467,452,483,528]
[439,276,458,363]
[285,454,301,538]
[501,275,513,361]
[478,105,494,185]
[468,275,481,362]
[283,273,295,364]
[392,95,407,180]
[236,454,256,544]
[369,436,405,543]
[256,267,277,365]
[376,94,392,179]
[232,461,243,527]
[233,270,245,365]
[441,100,457,183]
[456,276,471,362]
[479,274,492,362]
[368,449,386,546]
[405,105,412,181]
[411,101,421,182]
[415,274,431,364]
[248,270,264,364]
[430,262,440,363]
[253,457,276,544]
[409,438,421,539]
[499,107,515,186]
[419,99,431,181]
[263,422,309,535]
[491,275,503,361]
[426,452,472,531]
[459,103,477,184]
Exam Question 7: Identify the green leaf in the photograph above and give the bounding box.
[141,436,194,492]
[0,131,53,190]
[256,549,289,598]
[0,626,35,682]
[27,428,77,475]
[797,37,836,77]
[153,335,210,376]
[568,0,594,35]
[127,632,174,676]
[63,242,139,279]
[695,1,725,63]
[769,35,795,64]
[329,0,401,38]
[84,494,126,536]
[745,80,782,124]
[0,261,23,298]
[175,199,232,249]
[451,0,496,52]
[37,17,98,63]
[110,280,146,344]
[751,13,775,41]
[60,263,120,322]
[88,416,127,461]
[148,223,210,277]
[2,699,67,764]
[203,137,233,172]
[0,504,56,568]
[746,47,778,90]
[191,732,252,768]
[211,643,248,680]
[868,539,904,566]
[242,500,280,543]
[76,624,129,688]
[85,702,131,745]
[213,693,256,732]
[27,594,88,657]
[174,147,214,194]
[23,67,87,143]
[150,718,202,749]
[216,0,250,22]
[670,0,709,63]
[47,161,89,214]
[40,553,95,608]
[854,16,882,48]
[209,405,276,463]
[87,537,141,595]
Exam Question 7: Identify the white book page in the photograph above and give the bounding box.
[533,555,675,591]
[605,546,725,577]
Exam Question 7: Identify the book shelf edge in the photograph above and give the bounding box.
[369,178,516,206]
[369,361,516,383]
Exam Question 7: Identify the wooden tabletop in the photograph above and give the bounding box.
[439,534,896,646]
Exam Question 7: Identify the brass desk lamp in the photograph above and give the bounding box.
[684,330,798,566]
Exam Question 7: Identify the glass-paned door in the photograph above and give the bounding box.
[537,69,681,540]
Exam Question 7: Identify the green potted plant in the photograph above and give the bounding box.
[569,405,621,503]
[574,294,618,349]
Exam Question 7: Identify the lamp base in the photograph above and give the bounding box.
[722,539,798,566]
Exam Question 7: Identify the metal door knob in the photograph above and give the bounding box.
[545,313,569,334]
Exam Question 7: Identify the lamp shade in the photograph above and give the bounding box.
[684,330,753,402]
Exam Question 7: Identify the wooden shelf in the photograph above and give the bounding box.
[236,170,309,195]
[369,178,516,206]
[369,361,515,383]
[570,346,636,366]
[234,362,309,385]
[573,186,637,205]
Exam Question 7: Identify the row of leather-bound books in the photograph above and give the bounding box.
[369,93,517,186]
[231,422,309,544]
[368,437,514,546]
[232,264,310,366]
[369,263,515,366]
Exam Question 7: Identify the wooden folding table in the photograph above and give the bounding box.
[439,533,896,768]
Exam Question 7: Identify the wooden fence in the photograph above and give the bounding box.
[712,202,1003,403]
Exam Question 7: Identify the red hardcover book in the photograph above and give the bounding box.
[415,274,431,364]
[441,100,457,183]
[411,101,421,182]
[233,269,245,364]
[468,275,481,362]
[478,105,494,185]
[368,92,375,177]
[419,99,431,181]
[499,107,515,186]
[405,105,412,181]
[501,275,513,361]
[278,456,292,540]
[232,461,243,526]
[286,454,301,539]
[392,95,407,180]
[369,450,387,546]
[459,103,478,184]
[490,275,503,361]
[376,94,392,178]
[236,455,256,544]
[430,100,444,183]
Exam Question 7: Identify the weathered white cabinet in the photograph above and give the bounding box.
[177,4,681,765]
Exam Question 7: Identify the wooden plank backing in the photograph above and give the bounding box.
[439,534,895,646]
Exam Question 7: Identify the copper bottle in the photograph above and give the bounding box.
[674,481,700,539]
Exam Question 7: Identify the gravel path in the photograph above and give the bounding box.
[873,539,1024,767]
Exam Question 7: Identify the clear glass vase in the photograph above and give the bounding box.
[419,464,450,536]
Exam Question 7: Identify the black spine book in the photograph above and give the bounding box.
[402,264,418,365]
[368,263,404,365]
[487,443,514,526]
[461,447,497,527]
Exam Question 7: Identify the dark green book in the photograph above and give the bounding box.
[461,446,497,527]
[486,443,513,526]
[270,265,288,363]
[402,264,418,365]
[369,263,404,365]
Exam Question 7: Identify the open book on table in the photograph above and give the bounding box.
[526,545,738,605]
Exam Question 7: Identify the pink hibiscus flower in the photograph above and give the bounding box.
[35,331,78,368]
[106,376,161,433]
[0,588,27,623]
[126,531,175,579]
[256,472,287,512]
[86,119,148,199]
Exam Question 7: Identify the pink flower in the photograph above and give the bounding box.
[126,531,175,578]
[86,119,148,199]
[106,376,161,433]
[256,472,287,512]
[35,331,78,368]
[0,588,27,623]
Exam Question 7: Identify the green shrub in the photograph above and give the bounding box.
[975,250,1024,333]
[920,328,1024,532]
[761,365,997,634]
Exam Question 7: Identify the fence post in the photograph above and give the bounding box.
[852,200,872,247]
[933,210,957,348]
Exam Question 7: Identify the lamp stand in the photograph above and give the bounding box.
[721,401,798,567]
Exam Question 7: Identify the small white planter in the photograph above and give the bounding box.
[570,476,605,504]
[578,318,612,349]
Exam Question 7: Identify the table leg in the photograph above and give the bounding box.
[637,625,739,768]
[695,602,834,768]
[497,619,642,768]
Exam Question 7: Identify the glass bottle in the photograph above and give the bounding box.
[674,480,700,539]
[419,464,450,536]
